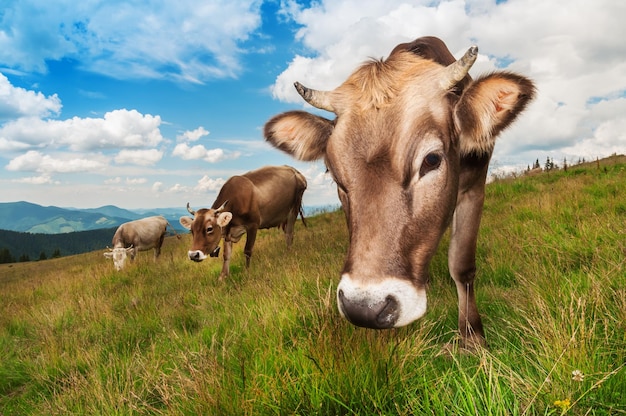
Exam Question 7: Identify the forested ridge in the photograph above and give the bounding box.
[0,227,117,263]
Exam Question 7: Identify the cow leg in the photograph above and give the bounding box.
[155,234,165,259]
[283,211,296,247]
[448,188,486,348]
[220,239,233,280]
[243,227,257,268]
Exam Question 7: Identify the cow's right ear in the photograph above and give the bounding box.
[104,252,113,258]
[217,212,233,227]
[179,216,193,230]
[264,110,333,161]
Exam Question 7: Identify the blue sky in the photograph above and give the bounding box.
[1,0,625,209]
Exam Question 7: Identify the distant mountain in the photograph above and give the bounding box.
[80,205,143,221]
[0,201,188,234]
[0,201,335,235]
[125,207,189,224]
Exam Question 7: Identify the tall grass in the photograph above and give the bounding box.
[1,156,625,415]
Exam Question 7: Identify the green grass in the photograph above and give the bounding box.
[1,156,625,415]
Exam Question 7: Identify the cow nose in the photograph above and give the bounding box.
[337,289,399,329]
[188,250,204,262]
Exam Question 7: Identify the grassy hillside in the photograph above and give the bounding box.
[1,157,624,415]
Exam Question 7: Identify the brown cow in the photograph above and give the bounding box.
[179,165,307,280]
[104,215,173,271]
[264,36,535,347]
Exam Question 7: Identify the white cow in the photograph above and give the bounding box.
[104,216,173,270]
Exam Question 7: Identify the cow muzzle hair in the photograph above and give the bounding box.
[336,273,427,329]
[187,250,207,262]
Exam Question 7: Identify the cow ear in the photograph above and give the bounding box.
[217,212,233,227]
[179,216,193,230]
[455,72,535,155]
[104,252,113,258]
[264,110,334,161]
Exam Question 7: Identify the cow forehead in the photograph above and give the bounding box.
[112,248,127,260]
[189,209,222,235]
[337,51,451,114]
[328,55,456,160]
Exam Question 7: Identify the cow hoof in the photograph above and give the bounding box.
[437,337,487,357]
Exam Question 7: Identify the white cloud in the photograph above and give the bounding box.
[0,73,62,120]
[0,109,163,152]
[125,177,147,185]
[114,149,163,166]
[0,137,31,152]
[274,0,626,170]
[12,174,58,185]
[273,0,473,103]
[0,0,263,82]
[195,175,225,192]
[177,126,209,142]
[172,142,234,163]
[6,150,107,173]
[104,177,122,185]
[152,181,163,192]
[167,183,191,193]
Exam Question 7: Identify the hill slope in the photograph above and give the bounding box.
[0,201,189,234]
[0,156,624,414]
[0,201,132,233]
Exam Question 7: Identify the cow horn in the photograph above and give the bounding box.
[294,81,335,113]
[186,202,196,216]
[440,45,478,90]
[215,200,228,212]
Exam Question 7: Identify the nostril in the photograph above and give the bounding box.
[376,296,399,327]
[338,290,398,329]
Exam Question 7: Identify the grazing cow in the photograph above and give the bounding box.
[104,215,173,271]
[264,36,535,347]
[179,165,307,280]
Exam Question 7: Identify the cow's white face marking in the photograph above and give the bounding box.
[104,247,133,271]
[187,249,208,262]
[336,273,427,328]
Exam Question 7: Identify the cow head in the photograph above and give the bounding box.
[264,37,535,329]
[179,201,232,262]
[104,246,134,271]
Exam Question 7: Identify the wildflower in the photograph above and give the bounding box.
[554,398,571,411]
[572,369,584,382]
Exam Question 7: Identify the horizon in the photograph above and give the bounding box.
[1,0,625,210]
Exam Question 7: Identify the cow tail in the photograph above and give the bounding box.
[292,167,308,228]
[299,206,307,228]
[167,221,182,239]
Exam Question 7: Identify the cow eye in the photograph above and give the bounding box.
[419,153,442,177]
[206,226,214,233]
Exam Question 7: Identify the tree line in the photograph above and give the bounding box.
[0,227,117,264]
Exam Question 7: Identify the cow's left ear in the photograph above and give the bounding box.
[217,212,233,227]
[455,72,535,155]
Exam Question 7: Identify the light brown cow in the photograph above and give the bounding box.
[179,165,307,280]
[104,215,173,271]
[264,36,535,347]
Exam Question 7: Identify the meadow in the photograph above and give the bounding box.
[1,156,625,415]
